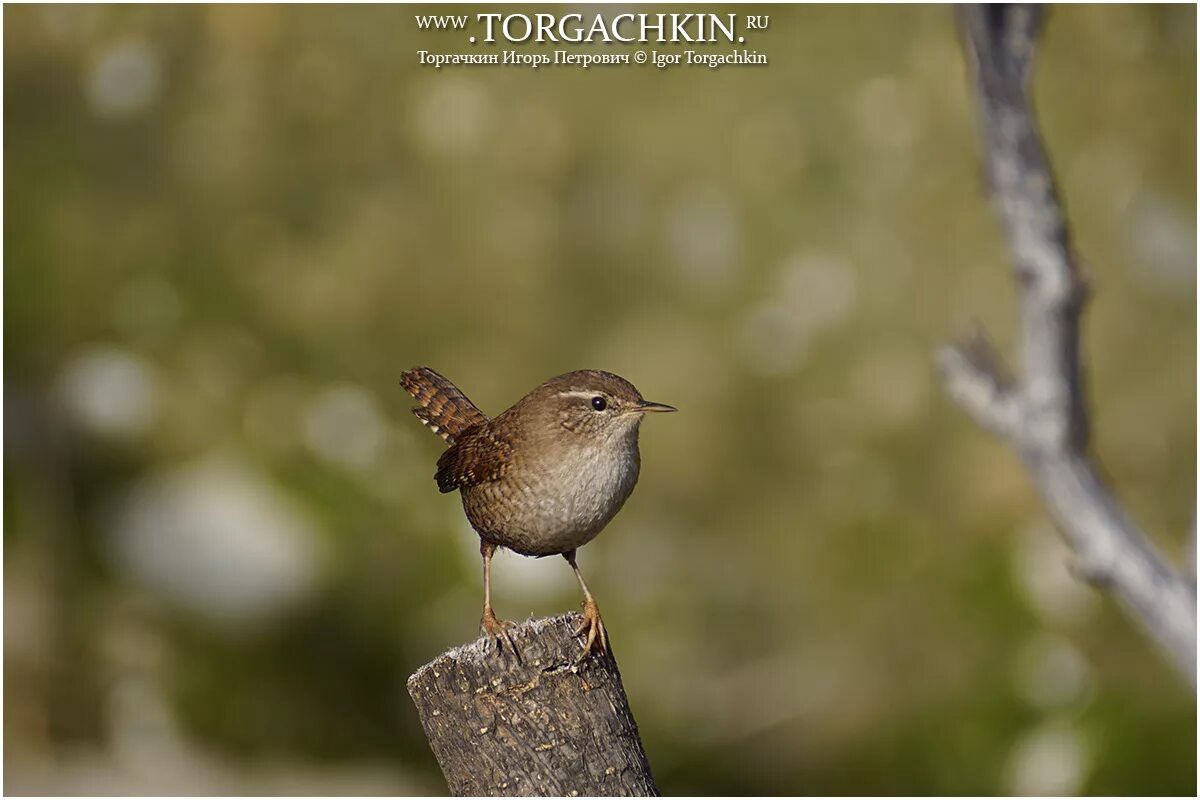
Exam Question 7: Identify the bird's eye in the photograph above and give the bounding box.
[591,396,607,411]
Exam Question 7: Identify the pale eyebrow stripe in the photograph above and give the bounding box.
[556,390,604,400]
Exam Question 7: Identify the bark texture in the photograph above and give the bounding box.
[407,613,659,796]
[937,5,1196,682]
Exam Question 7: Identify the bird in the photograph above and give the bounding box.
[400,366,676,658]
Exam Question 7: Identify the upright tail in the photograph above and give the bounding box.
[400,366,489,445]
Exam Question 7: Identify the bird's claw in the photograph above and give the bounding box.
[481,608,520,659]
[573,598,608,662]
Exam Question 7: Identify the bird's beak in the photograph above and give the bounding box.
[636,400,677,413]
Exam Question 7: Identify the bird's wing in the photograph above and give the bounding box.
[434,423,513,494]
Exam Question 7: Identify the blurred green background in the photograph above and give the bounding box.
[4,4,1196,795]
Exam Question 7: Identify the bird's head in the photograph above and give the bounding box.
[521,370,676,443]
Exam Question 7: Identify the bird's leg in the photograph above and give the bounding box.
[479,540,517,656]
[564,550,607,659]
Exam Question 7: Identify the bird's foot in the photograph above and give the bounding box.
[477,609,520,662]
[480,607,519,658]
[573,598,608,661]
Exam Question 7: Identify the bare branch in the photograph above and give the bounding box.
[942,4,1196,683]
[936,327,1022,439]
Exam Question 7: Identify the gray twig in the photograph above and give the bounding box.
[938,4,1196,683]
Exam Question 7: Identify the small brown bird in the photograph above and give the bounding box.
[400,367,676,657]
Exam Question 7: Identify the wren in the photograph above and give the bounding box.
[400,367,676,657]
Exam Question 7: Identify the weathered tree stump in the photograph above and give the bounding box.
[406,613,659,796]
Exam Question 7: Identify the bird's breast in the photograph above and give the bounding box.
[464,437,641,556]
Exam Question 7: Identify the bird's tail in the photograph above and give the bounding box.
[400,366,488,445]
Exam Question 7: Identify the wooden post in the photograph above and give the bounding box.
[406,613,660,796]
